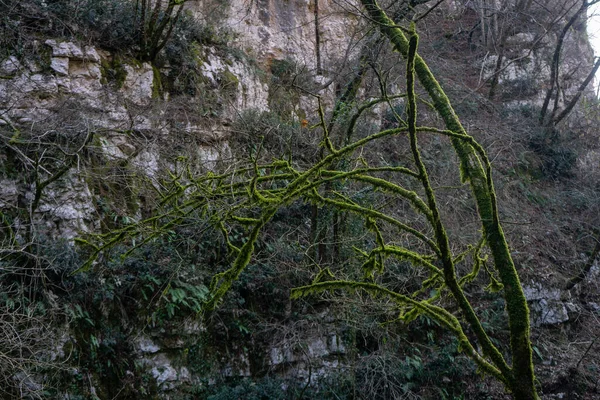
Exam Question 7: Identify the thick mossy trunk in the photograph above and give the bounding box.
[359,1,537,399]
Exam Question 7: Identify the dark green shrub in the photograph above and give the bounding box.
[201,378,289,400]
[0,0,137,54]
[503,105,578,179]
[0,0,232,66]
[73,0,138,51]
[229,110,312,160]
[202,376,353,400]
[529,127,577,179]
[270,58,297,84]
[267,58,318,120]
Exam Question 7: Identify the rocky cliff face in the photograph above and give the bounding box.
[222,0,355,66]
[1,0,599,398]
[0,0,356,242]
[0,39,268,237]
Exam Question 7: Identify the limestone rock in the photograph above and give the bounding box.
[51,57,70,76]
[221,0,357,71]
[49,327,72,362]
[15,74,59,96]
[0,56,22,75]
[135,336,161,354]
[222,350,251,377]
[132,150,160,179]
[83,46,101,63]
[270,344,295,365]
[585,263,599,285]
[152,363,178,386]
[268,331,346,368]
[36,171,97,239]
[144,353,191,389]
[69,61,102,79]
[13,372,43,395]
[121,64,154,105]
[44,40,99,62]
[0,179,18,208]
[228,59,269,112]
[307,337,329,358]
[327,333,346,354]
[523,282,569,326]
[588,302,600,313]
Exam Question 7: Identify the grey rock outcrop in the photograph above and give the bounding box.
[523,281,578,326]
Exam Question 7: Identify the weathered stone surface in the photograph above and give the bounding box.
[51,57,70,76]
[135,336,161,354]
[36,171,97,239]
[45,40,100,61]
[121,64,154,105]
[110,135,138,156]
[307,337,329,358]
[0,56,22,75]
[505,33,537,46]
[16,74,59,96]
[132,150,160,178]
[182,319,204,335]
[586,262,599,285]
[13,372,43,394]
[270,344,295,365]
[222,349,251,377]
[145,353,191,388]
[327,333,345,354]
[0,179,19,208]
[84,46,101,63]
[221,0,357,71]
[523,282,569,326]
[69,61,102,79]
[229,60,270,112]
[152,363,178,385]
[68,75,104,96]
[268,331,347,370]
[199,49,269,113]
[49,327,72,362]
[481,24,594,109]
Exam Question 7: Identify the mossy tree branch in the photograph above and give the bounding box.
[79,4,536,398]
[359,1,536,398]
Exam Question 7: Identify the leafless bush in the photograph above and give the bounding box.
[0,283,68,399]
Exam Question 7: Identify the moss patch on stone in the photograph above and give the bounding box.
[100,56,128,89]
[152,64,163,98]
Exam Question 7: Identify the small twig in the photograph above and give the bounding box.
[576,338,597,370]
[565,229,600,290]
[296,345,312,400]
[413,0,445,23]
